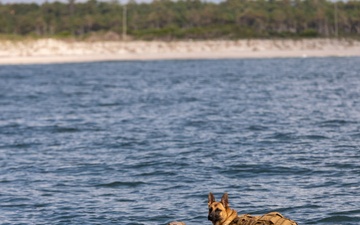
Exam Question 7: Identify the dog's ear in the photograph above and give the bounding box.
[208,192,215,206]
[220,193,229,208]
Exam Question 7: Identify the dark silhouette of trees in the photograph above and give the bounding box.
[0,0,359,40]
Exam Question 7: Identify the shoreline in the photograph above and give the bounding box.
[1,38,360,65]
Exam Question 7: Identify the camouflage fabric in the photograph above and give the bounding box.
[231,212,298,225]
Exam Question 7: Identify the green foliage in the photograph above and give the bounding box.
[300,29,319,38]
[54,31,73,38]
[0,0,359,40]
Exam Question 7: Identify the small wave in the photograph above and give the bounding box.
[317,215,360,223]
[302,135,328,140]
[221,164,312,178]
[97,102,121,107]
[136,171,178,177]
[53,126,80,133]
[95,181,146,188]
[319,120,355,128]
[247,125,269,131]
[265,132,296,141]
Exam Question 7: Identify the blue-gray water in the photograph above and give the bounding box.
[1,58,360,225]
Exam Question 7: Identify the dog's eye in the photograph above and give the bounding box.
[209,208,213,213]
[215,209,221,213]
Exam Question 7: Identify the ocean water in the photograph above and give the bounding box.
[0,58,360,225]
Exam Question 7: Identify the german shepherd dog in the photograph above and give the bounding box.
[208,192,298,225]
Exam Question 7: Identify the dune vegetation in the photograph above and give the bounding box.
[0,0,359,41]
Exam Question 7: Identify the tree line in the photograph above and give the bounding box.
[0,0,359,40]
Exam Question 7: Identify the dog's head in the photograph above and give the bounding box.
[207,192,231,225]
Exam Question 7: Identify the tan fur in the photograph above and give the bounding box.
[167,222,186,225]
[208,193,239,225]
[208,193,298,225]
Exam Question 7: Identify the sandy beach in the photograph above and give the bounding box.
[0,38,359,65]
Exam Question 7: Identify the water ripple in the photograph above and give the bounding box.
[1,58,360,224]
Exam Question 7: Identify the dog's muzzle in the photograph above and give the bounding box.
[208,212,218,222]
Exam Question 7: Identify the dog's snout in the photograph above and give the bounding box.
[208,212,217,222]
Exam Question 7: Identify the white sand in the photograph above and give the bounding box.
[0,38,359,65]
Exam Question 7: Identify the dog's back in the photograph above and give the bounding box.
[167,222,186,225]
[232,212,297,225]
